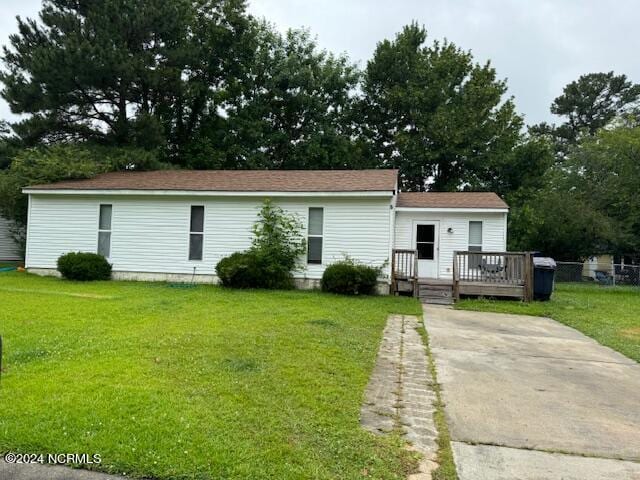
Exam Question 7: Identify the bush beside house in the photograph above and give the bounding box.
[57,252,112,281]
[216,251,294,290]
[321,260,381,295]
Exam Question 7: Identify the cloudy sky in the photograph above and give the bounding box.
[1,0,638,126]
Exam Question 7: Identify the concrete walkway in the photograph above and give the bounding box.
[424,305,640,480]
[360,314,439,479]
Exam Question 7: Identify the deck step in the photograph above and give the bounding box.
[418,284,451,292]
[420,295,454,305]
[418,282,454,305]
[418,286,453,296]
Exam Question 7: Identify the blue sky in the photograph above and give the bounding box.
[1,0,639,126]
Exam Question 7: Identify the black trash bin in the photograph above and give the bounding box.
[533,257,556,301]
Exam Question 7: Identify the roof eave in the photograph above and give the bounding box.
[395,206,509,213]
[22,188,395,197]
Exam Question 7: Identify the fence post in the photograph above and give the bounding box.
[612,258,616,286]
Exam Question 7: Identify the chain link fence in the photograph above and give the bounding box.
[555,261,640,286]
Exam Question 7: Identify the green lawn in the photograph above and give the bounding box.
[0,272,422,479]
[456,282,640,363]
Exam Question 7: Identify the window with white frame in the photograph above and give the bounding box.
[468,221,483,252]
[189,206,204,261]
[307,207,323,264]
[468,221,483,267]
[98,204,112,258]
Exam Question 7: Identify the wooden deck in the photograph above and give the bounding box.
[391,250,534,303]
[453,251,533,302]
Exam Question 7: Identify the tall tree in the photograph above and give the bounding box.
[551,72,640,139]
[506,187,617,261]
[531,72,640,156]
[0,121,18,170]
[566,126,640,254]
[1,0,252,163]
[473,135,554,198]
[185,25,363,170]
[506,126,640,260]
[360,23,522,191]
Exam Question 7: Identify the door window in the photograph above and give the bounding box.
[416,224,435,260]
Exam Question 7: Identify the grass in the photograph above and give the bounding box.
[414,325,458,480]
[0,272,422,479]
[456,282,640,363]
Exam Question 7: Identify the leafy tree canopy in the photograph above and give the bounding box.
[531,72,640,156]
[552,72,640,138]
[0,120,20,170]
[507,188,617,261]
[507,125,640,260]
[360,23,523,191]
[565,126,640,254]
[1,0,252,164]
[0,144,166,230]
[187,24,364,170]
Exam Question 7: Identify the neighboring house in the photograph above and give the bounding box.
[22,170,508,291]
[582,254,640,285]
[0,215,22,262]
[583,255,614,281]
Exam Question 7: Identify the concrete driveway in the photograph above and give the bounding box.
[424,305,640,480]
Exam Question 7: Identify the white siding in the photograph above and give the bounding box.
[0,216,22,261]
[394,210,507,279]
[26,194,392,280]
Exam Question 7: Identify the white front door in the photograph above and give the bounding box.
[414,221,439,278]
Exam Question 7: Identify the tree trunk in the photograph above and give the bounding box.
[116,83,128,145]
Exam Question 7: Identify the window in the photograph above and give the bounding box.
[468,221,483,252]
[416,224,435,260]
[189,206,204,261]
[98,204,112,258]
[469,221,483,267]
[307,208,323,264]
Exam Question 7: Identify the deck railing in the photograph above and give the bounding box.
[391,249,418,296]
[453,251,534,301]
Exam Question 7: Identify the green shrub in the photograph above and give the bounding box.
[57,252,112,281]
[216,251,294,290]
[321,260,381,295]
[216,199,304,290]
[251,199,306,272]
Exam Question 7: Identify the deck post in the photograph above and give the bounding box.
[413,251,419,298]
[391,249,397,296]
[390,249,418,297]
[452,251,460,301]
[524,252,534,302]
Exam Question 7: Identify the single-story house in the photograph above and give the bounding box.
[0,215,22,262]
[22,169,508,292]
